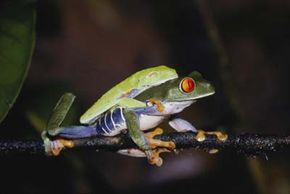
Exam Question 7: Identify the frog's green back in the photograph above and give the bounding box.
[80,65,178,124]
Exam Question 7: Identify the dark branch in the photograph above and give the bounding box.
[0,132,289,157]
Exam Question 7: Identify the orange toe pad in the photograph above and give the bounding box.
[195,130,228,142]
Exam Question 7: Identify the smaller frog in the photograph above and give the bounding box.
[43,66,225,166]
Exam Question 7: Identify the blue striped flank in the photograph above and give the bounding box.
[95,107,125,135]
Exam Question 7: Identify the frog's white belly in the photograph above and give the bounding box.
[138,101,194,131]
[139,114,166,131]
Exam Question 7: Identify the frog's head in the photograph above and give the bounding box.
[135,71,215,104]
[165,71,215,102]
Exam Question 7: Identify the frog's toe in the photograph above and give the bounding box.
[44,139,74,156]
[195,130,228,142]
[145,127,163,139]
[149,155,163,167]
[58,139,75,148]
[147,148,171,166]
[145,128,176,150]
[50,141,63,156]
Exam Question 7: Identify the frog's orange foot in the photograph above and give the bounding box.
[50,139,74,156]
[145,127,176,150]
[144,127,175,166]
[195,130,228,142]
[148,98,164,112]
[147,148,171,167]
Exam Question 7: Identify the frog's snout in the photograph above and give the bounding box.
[208,83,215,94]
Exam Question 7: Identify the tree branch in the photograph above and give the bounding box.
[0,132,289,157]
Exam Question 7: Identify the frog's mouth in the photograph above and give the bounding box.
[193,91,215,99]
[172,91,215,102]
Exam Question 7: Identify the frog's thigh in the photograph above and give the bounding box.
[48,126,97,139]
[117,97,146,108]
[169,117,197,132]
[123,109,149,151]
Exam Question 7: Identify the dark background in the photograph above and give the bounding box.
[0,0,289,193]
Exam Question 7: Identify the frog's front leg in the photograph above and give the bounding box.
[169,117,228,142]
[123,109,157,164]
[123,109,176,166]
[147,98,165,112]
[117,128,176,166]
[195,130,228,142]
[144,127,176,149]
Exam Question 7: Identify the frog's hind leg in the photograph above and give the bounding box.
[48,126,97,139]
[43,125,97,156]
[42,134,74,156]
[147,98,165,112]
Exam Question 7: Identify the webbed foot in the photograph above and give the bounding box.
[144,128,176,166]
[195,130,228,142]
[145,127,176,149]
[148,98,164,112]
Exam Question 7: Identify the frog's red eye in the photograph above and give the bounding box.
[179,77,195,93]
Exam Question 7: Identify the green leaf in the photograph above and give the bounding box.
[0,2,36,123]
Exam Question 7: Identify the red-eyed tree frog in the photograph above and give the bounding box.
[43,65,223,166]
